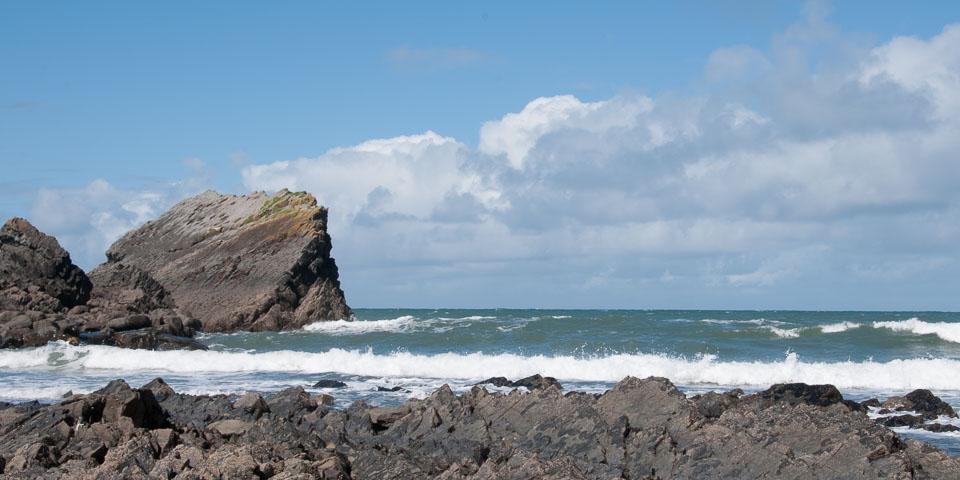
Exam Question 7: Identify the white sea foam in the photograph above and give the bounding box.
[701,318,786,326]
[873,318,960,344]
[302,314,495,335]
[303,315,418,334]
[4,342,960,391]
[766,326,801,338]
[820,321,861,333]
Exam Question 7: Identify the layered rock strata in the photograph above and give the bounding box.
[0,377,958,479]
[101,189,351,332]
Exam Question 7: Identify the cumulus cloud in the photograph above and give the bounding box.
[28,159,214,269]
[238,14,960,308]
[29,10,960,308]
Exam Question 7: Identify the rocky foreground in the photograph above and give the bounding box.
[0,377,958,479]
[0,189,351,350]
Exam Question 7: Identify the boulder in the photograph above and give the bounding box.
[903,389,957,419]
[477,374,563,391]
[233,392,270,418]
[313,379,347,389]
[99,190,351,332]
[106,314,152,331]
[208,419,253,437]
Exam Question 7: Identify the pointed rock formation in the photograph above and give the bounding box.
[100,189,351,332]
[0,217,92,312]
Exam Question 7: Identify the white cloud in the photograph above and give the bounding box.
[235,20,960,307]
[28,160,214,270]
[30,15,960,309]
[477,95,652,169]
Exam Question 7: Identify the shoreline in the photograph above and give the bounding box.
[1,376,958,478]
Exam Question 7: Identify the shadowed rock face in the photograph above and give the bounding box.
[0,218,92,311]
[101,189,351,332]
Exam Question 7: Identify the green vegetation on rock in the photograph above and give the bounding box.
[240,191,315,227]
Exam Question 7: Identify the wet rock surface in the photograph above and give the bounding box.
[1,376,958,479]
[476,374,563,391]
[866,389,960,437]
[101,189,351,333]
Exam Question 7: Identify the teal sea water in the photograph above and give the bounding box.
[2,309,959,454]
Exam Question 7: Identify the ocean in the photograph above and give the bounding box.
[1,309,959,455]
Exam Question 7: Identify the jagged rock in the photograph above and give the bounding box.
[233,392,270,418]
[904,389,958,419]
[759,382,857,410]
[881,414,925,428]
[266,386,319,420]
[369,405,410,428]
[690,388,743,418]
[1,376,959,479]
[100,189,351,332]
[513,374,562,391]
[87,263,175,314]
[0,218,92,312]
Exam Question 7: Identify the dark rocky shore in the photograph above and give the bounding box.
[1,376,958,479]
[0,189,351,350]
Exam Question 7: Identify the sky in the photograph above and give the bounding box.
[2,1,960,310]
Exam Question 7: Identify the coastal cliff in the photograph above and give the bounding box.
[101,189,351,332]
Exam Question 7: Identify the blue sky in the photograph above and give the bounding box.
[3,1,960,310]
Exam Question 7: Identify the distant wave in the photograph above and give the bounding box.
[819,321,861,334]
[303,315,418,334]
[701,318,788,326]
[301,314,495,335]
[873,318,960,344]
[765,326,801,338]
[4,342,960,391]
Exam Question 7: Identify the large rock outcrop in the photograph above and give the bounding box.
[100,189,351,332]
[1,377,958,479]
[0,218,92,312]
[0,218,204,351]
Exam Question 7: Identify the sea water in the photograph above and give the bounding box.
[1,309,959,455]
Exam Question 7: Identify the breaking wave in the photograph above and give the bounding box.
[873,318,960,344]
[3,342,960,391]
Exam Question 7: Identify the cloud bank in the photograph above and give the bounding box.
[30,14,960,309]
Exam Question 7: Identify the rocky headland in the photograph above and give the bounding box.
[0,376,958,479]
[101,189,350,333]
[0,189,351,350]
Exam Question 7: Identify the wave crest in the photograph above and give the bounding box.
[873,318,960,344]
[3,342,960,391]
